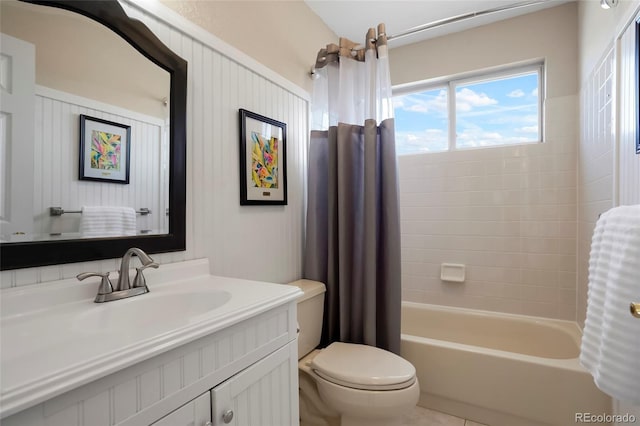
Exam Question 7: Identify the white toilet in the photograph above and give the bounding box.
[289,279,419,426]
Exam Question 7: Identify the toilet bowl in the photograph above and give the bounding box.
[288,280,419,426]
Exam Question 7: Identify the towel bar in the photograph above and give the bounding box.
[49,207,151,216]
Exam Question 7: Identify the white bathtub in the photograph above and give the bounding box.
[401,302,612,426]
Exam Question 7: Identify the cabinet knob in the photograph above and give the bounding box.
[222,409,234,424]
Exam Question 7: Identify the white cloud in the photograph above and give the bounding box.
[456,88,498,112]
[531,87,538,97]
[507,89,525,98]
[396,90,447,115]
[521,114,539,124]
[516,126,539,134]
[457,104,538,120]
[456,127,535,148]
[392,98,405,109]
[395,128,448,155]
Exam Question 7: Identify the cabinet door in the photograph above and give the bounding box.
[211,343,298,426]
[152,391,211,426]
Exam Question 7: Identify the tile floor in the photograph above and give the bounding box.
[401,406,489,426]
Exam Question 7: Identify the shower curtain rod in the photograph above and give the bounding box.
[386,0,550,42]
[308,0,551,78]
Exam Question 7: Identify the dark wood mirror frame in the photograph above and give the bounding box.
[0,0,187,270]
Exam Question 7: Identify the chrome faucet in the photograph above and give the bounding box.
[77,247,159,303]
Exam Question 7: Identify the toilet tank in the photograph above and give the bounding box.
[287,279,325,358]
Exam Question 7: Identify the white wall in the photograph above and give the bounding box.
[618,10,640,205]
[0,0,311,287]
[159,0,337,93]
[394,4,579,320]
[389,3,579,96]
[577,0,639,348]
[579,0,638,83]
[577,0,640,421]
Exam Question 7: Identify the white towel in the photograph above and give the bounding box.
[80,206,137,238]
[580,205,640,404]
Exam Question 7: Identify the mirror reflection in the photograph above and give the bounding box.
[0,0,171,243]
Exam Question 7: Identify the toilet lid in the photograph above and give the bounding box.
[310,342,416,391]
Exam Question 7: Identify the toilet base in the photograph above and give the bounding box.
[299,369,339,426]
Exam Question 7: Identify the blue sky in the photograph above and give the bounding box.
[393,72,539,155]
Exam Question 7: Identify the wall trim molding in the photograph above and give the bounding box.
[615,1,640,40]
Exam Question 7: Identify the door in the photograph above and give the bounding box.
[211,343,299,426]
[151,391,211,426]
[0,32,35,238]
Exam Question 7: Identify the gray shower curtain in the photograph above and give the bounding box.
[304,118,401,354]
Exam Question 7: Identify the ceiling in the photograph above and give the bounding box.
[304,0,571,48]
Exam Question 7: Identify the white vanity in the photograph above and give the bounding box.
[0,259,302,426]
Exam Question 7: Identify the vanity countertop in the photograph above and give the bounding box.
[0,259,301,418]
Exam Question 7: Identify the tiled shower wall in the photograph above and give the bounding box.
[398,95,578,320]
[577,46,615,327]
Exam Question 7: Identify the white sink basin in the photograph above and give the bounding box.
[72,290,232,334]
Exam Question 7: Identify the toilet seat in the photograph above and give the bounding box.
[310,342,416,391]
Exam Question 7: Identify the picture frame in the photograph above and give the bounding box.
[239,109,287,205]
[79,114,131,184]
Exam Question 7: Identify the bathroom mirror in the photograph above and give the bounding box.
[0,0,187,270]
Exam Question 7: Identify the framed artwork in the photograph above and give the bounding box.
[79,114,131,184]
[239,109,287,205]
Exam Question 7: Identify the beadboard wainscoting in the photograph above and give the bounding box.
[618,15,640,205]
[0,0,309,287]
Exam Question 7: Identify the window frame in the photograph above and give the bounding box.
[393,61,545,154]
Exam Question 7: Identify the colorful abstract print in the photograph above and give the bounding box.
[251,131,278,188]
[91,130,121,170]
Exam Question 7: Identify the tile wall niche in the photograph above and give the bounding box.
[398,94,579,320]
[0,1,308,288]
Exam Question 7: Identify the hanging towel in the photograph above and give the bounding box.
[580,204,640,404]
[80,206,137,238]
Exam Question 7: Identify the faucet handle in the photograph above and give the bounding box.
[132,262,159,289]
[77,272,113,295]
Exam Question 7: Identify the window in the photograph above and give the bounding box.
[393,63,543,155]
